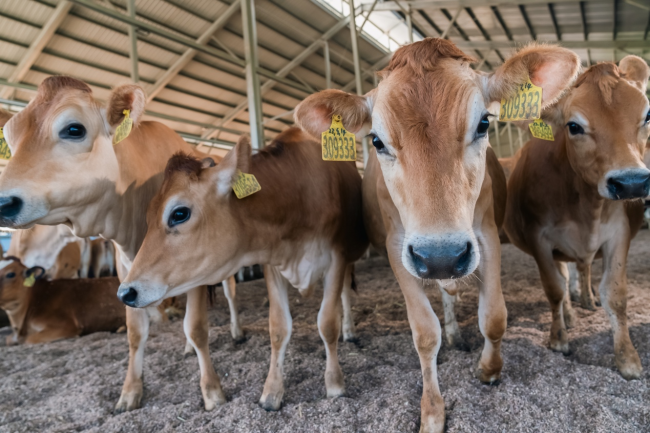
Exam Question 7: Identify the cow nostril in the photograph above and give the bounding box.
[0,196,23,219]
[455,242,473,273]
[607,177,624,196]
[120,287,138,306]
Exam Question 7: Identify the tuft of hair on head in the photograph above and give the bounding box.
[575,62,621,105]
[379,38,476,79]
[35,76,92,104]
[164,152,204,182]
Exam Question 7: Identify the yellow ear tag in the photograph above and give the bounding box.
[23,274,35,287]
[0,127,11,160]
[499,78,543,122]
[232,169,261,199]
[529,119,554,141]
[321,114,357,162]
[113,109,133,145]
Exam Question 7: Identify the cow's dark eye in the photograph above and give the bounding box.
[645,110,650,124]
[476,115,490,137]
[168,207,191,228]
[567,122,584,135]
[59,123,86,140]
[5,272,15,279]
[371,134,386,153]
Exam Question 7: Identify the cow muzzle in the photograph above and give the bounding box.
[117,281,166,308]
[402,233,479,280]
[604,168,650,200]
[0,196,23,225]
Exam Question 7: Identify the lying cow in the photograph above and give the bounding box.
[0,77,235,412]
[0,257,125,345]
[504,56,650,379]
[295,38,580,432]
[117,129,368,411]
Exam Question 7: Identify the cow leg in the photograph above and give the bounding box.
[557,261,577,329]
[438,281,468,351]
[24,323,80,344]
[319,255,347,398]
[222,275,244,342]
[184,286,225,410]
[577,261,597,311]
[341,264,357,342]
[567,262,580,302]
[115,306,149,412]
[388,244,444,433]
[474,220,507,384]
[601,237,641,379]
[533,247,570,354]
[259,265,292,411]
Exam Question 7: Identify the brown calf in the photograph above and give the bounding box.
[117,128,368,410]
[295,38,580,432]
[504,56,650,380]
[0,257,125,345]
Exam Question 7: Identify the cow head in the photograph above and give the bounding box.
[0,77,145,233]
[0,257,44,313]
[295,38,580,281]
[117,140,249,307]
[543,56,650,200]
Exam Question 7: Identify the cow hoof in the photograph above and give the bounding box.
[617,353,643,380]
[419,414,445,433]
[569,292,580,303]
[563,307,577,329]
[259,393,283,411]
[203,388,226,411]
[231,326,245,343]
[579,296,597,311]
[449,336,470,352]
[232,334,247,345]
[114,389,142,413]
[343,334,359,344]
[475,368,501,385]
[326,385,346,398]
[549,339,571,355]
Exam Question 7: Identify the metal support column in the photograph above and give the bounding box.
[349,0,368,166]
[507,122,514,156]
[324,41,331,89]
[241,0,264,149]
[127,0,139,83]
[494,120,501,157]
[407,5,413,43]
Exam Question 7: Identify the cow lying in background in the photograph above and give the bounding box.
[117,129,368,411]
[504,56,650,379]
[295,38,580,432]
[0,257,125,345]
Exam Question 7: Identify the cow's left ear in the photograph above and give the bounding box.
[214,135,253,196]
[105,84,146,131]
[24,266,45,280]
[619,55,650,92]
[487,44,581,108]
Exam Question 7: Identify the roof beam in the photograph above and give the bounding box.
[548,4,561,41]
[613,0,618,40]
[68,0,313,94]
[341,53,392,92]
[203,17,352,139]
[491,6,513,40]
[518,5,536,40]
[0,0,72,99]
[364,0,603,11]
[452,40,650,50]
[146,0,241,104]
[580,1,588,40]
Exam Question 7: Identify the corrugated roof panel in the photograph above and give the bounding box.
[0,16,40,46]
[0,0,52,27]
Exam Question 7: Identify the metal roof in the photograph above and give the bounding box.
[0,0,648,163]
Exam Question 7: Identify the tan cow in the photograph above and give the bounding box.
[0,77,237,412]
[8,225,91,279]
[0,256,125,345]
[295,38,580,432]
[116,128,368,410]
[504,57,650,380]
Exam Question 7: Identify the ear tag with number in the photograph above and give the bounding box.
[232,169,261,199]
[529,119,554,141]
[0,127,11,160]
[499,78,543,122]
[23,274,35,287]
[113,109,133,145]
[321,114,357,162]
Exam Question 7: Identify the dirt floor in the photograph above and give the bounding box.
[2,232,650,433]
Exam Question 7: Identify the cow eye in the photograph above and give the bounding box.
[59,123,86,140]
[168,206,191,228]
[645,110,650,124]
[371,134,386,154]
[567,122,584,135]
[5,272,15,279]
[476,115,490,137]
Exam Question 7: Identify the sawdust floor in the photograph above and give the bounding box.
[2,231,650,433]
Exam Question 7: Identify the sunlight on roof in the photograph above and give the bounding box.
[315,0,422,52]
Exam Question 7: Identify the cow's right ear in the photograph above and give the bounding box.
[105,84,146,131]
[294,89,373,139]
[214,135,253,196]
